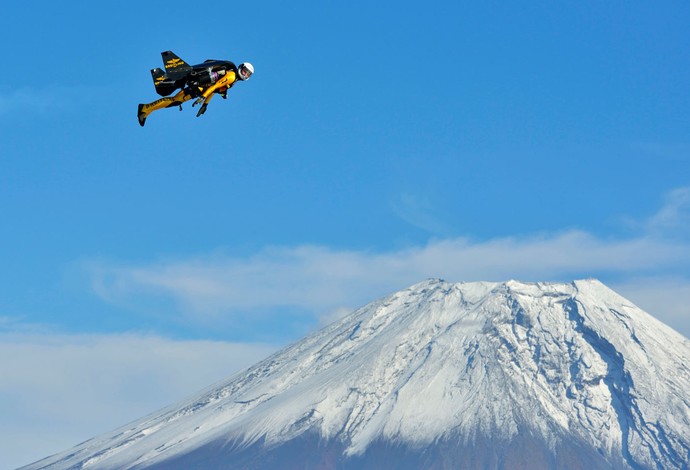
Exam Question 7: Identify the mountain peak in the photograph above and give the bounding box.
[24,280,690,470]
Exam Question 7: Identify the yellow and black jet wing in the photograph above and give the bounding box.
[161,51,192,80]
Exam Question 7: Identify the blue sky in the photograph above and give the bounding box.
[1,1,689,468]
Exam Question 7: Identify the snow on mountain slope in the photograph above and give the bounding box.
[22,279,690,469]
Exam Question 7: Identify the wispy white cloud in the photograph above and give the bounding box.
[645,187,690,236]
[391,192,451,235]
[82,232,690,335]
[0,330,277,470]
[83,187,690,338]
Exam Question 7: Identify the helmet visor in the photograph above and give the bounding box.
[240,65,253,80]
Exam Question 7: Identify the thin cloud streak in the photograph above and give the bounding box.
[84,186,690,337]
[86,230,690,320]
[646,187,690,236]
[391,193,451,235]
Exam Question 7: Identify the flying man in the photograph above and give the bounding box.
[137,51,253,126]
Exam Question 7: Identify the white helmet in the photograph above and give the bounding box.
[238,62,254,80]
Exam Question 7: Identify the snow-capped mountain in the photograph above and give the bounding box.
[22,279,690,469]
